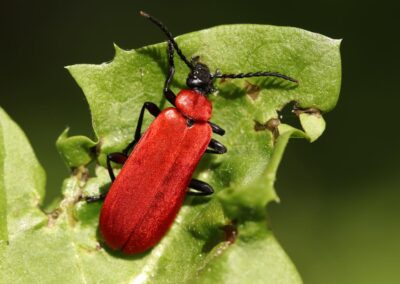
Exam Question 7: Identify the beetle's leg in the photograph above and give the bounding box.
[85,192,107,203]
[123,102,161,155]
[107,152,128,182]
[206,138,227,154]
[85,153,128,203]
[187,179,214,196]
[164,40,177,106]
[208,121,225,136]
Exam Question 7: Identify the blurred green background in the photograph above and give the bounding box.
[1,0,399,283]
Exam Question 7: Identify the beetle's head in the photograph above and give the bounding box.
[186,61,215,95]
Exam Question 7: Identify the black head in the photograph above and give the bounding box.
[186,62,215,95]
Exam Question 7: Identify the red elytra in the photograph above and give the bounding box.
[91,12,297,254]
[99,90,212,254]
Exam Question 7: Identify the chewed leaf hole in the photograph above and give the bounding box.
[277,101,325,142]
[223,222,238,244]
[294,106,322,116]
[254,118,280,141]
[244,81,261,100]
[278,101,302,129]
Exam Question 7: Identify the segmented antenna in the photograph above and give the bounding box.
[214,71,298,83]
[140,11,193,69]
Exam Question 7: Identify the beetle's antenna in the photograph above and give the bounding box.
[214,71,298,83]
[140,11,193,69]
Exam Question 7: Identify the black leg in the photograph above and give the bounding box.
[208,121,225,136]
[187,179,214,196]
[85,152,128,203]
[123,102,161,155]
[164,40,177,106]
[107,152,128,182]
[86,192,107,203]
[206,138,227,154]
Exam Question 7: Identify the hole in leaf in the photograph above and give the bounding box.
[244,80,261,100]
[278,100,302,130]
[223,222,238,244]
[293,106,322,116]
[254,118,280,142]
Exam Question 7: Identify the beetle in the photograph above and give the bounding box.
[86,11,298,254]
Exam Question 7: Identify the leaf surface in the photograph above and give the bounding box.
[1,24,341,283]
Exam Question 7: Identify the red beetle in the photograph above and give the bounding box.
[86,11,297,254]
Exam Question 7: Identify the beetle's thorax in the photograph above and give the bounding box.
[175,89,212,122]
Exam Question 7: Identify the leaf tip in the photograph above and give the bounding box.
[64,65,79,79]
[113,43,127,56]
[57,127,70,141]
[64,65,73,71]
[334,38,343,48]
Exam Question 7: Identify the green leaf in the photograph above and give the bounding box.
[191,221,302,284]
[0,108,47,281]
[1,24,341,283]
[56,127,97,168]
